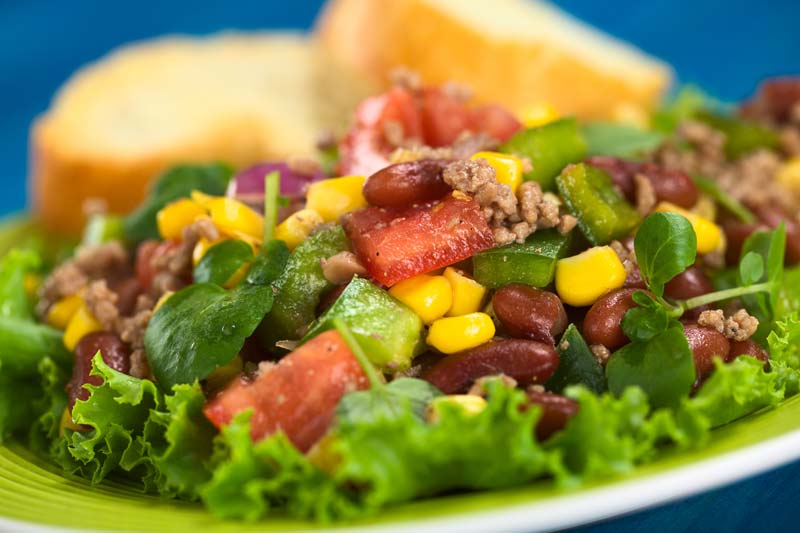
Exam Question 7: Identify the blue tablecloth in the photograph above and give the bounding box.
[2,1,798,530]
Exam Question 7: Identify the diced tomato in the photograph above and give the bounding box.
[203,330,369,452]
[343,193,495,286]
[470,104,523,143]
[134,240,176,290]
[420,88,472,147]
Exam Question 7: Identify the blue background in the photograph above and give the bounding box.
[1,0,799,530]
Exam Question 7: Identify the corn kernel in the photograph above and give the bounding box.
[156,198,206,241]
[63,304,103,351]
[654,202,722,254]
[305,176,367,222]
[692,194,717,222]
[274,209,324,250]
[555,246,626,307]
[777,157,800,191]
[389,274,453,324]
[520,102,560,128]
[427,312,496,354]
[191,191,264,242]
[46,293,84,330]
[470,152,524,193]
[427,394,487,423]
[443,267,487,317]
[23,273,41,298]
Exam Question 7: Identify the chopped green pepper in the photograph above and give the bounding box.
[695,111,781,159]
[257,225,350,349]
[302,277,424,371]
[500,118,587,191]
[546,324,606,394]
[82,214,125,246]
[472,229,573,289]
[556,163,641,245]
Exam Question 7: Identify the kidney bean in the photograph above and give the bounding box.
[722,219,760,266]
[750,204,800,265]
[583,288,644,351]
[586,157,699,208]
[421,339,559,394]
[742,78,800,123]
[111,277,143,316]
[524,390,579,441]
[492,284,567,343]
[664,266,714,301]
[728,339,770,367]
[66,332,131,411]
[363,159,453,207]
[684,323,731,386]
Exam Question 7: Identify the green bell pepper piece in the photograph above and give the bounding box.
[472,229,573,289]
[302,277,424,371]
[500,118,587,191]
[546,324,606,394]
[258,225,350,348]
[556,163,641,245]
[695,111,781,160]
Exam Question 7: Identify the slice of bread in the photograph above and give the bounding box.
[31,33,324,234]
[317,0,672,120]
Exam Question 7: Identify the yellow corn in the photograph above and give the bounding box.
[654,202,722,254]
[192,192,264,242]
[692,194,717,222]
[23,273,41,298]
[777,157,800,191]
[63,304,103,351]
[427,394,487,423]
[274,209,324,250]
[470,152,524,193]
[520,102,560,128]
[223,264,251,289]
[156,198,206,241]
[427,312,495,354]
[389,274,453,324]
[46,293,84,330]
[443,267,487,317]
[555,246,626,307]
[305,176,367,222]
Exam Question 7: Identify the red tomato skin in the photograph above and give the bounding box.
[343,193,495,286]
[134,240,177,290]
[470,104,523,143]
[203,330,369,452]
[420,88,472,147]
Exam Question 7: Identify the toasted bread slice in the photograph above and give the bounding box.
[317,0,672,120]
[31,33,323,234]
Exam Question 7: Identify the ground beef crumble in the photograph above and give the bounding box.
[590,344,611,366]
[698,308,759,341]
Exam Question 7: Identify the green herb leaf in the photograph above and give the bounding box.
[692,175,755,223]
[263,171,281,242]
[651,85,721,134]
[193,240,254,287]
[738,225,786,336]
[739,251,765,286]
[634,212,697,297]
[582,122,664,159]
[546,324,606,394]
[123,163,233,242]
[606,323,696,408]
[336,378,442,427]
[622,304,670,343]
[146,240,289,389]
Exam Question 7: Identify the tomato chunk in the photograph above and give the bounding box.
[203,330,369,452]
[469,104,523,143]
[135,240,178,290]
[420,88,472,147]
[343,193,495,286]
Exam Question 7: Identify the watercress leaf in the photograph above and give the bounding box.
[193,240,254,287]
[606,322,695,408]
[631,290,659,309]
[739,225,786,326]
[634,212,697,297]
[582,122,664,159]
[738,251,764,286]
[650,85,721,134]
[692,175,755,223]
[145,240,289,390]
[547,324,606,394]
[124,163,233,242]
[336,378,443,427]
[776,267,800,321]
[622,305,670,343]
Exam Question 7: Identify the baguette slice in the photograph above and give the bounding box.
[31,33,323,234]
[317,0,672,121]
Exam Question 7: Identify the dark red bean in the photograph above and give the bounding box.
[583,288,643,351]
[421,339,559,394]
[586,157,699,208]
[741,78,800,123]
[722,219,760,266]
[728,339,769,367]
[750,204,800,265]
[664,266,714,301]
[363,159,452,207]
[492,284,567,343]
[524,390,579,441]
[67,332,131,411]
[624,264,647,289]
[111,277,143,316]
[586,156,637,198]
[684,323,731,386]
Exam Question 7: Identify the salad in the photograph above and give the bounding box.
[2,75,800,523]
